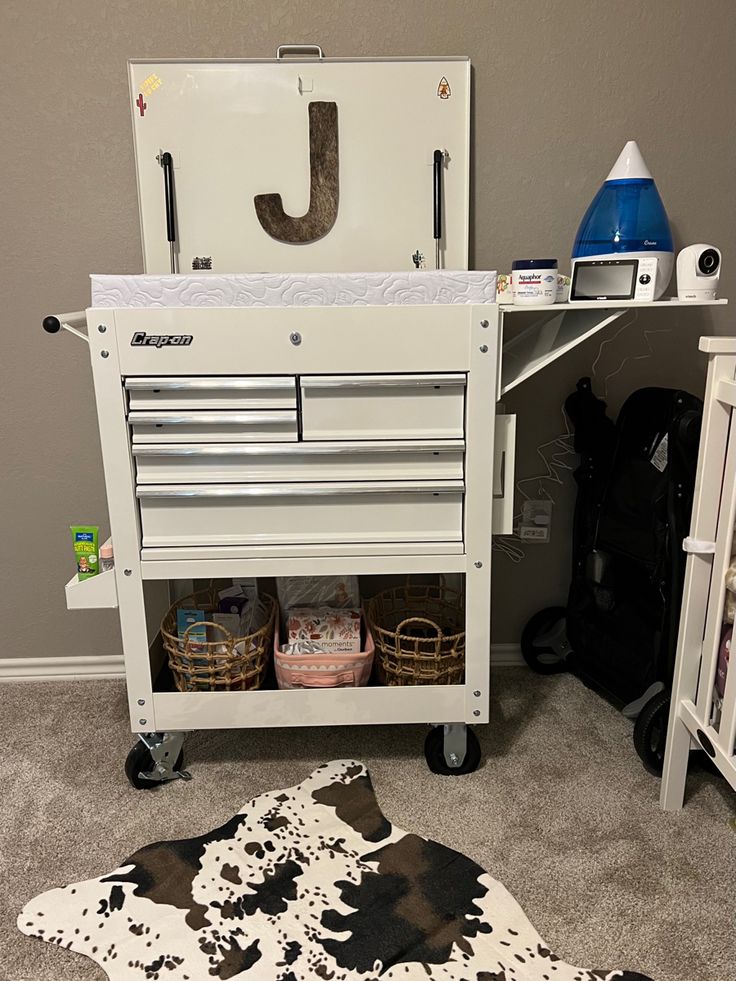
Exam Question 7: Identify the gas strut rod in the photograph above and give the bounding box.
[160,151,178,273]
[433,149,444,270]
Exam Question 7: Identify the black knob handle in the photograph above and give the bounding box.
[43,315,61,334]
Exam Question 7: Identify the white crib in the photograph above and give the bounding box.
[662,337,736,808]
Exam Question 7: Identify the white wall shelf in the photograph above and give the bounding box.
[500,298,728,314]
[499,298,728,395]
[65,569,118,610]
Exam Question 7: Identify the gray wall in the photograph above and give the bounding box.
[2,0,734,662]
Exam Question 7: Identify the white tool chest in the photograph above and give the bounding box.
[49,50,517,782]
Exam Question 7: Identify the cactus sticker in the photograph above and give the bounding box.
[437,76,451,99]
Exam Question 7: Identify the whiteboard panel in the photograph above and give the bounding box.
[129,57,470,274]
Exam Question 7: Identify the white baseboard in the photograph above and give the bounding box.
[0,646,523,682]
[490,644,524,666]
[0,655,126,682]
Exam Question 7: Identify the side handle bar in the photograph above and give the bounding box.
[42,311,89,344]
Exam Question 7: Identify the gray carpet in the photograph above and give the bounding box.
[1,669,734,981]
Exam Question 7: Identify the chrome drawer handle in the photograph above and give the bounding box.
[137,481,464,499]
[125,376,295,392]
[300,374,465,390]
[131,439,465,457]
[129,411,297,426]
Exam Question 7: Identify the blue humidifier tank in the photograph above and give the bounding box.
[572,141,674,298]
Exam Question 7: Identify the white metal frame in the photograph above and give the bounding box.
[661,336,736,808]
[85,302,497,734]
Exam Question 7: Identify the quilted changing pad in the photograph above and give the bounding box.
[90,270,497,308]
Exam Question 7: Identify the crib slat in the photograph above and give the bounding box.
[719,644,736,760]
[695,409,736,725]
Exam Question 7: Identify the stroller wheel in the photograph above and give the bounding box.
[633,690,671,776]
[520,607,570,675]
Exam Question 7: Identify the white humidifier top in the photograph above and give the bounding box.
[605,140,653,182]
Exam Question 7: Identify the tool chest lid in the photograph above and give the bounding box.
[129,53,470,275]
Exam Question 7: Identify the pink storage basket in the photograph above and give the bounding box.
[274,615,375,689]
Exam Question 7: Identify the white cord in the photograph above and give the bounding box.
[492,535,526,563]
[589,313,635,386]
[515,399,575,503]
[599,324,672,400]
[493,314,671,562]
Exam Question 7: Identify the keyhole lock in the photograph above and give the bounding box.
[290,332,302,346]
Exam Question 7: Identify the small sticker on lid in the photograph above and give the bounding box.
[437,77,451,99]
[141,73,162,97]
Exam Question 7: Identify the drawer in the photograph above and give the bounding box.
[133,439,465,483]
[128,411,298,443]
[300,374,466,440]
[137,481,463,547]
[125,376,296,410]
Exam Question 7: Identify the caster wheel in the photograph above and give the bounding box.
[633,690,671,776]
[521,606,569,674]
[424,726,481,776]
[125,741,184,790]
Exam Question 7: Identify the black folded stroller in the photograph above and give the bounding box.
[521,378,702,774]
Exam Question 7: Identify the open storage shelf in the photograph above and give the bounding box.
[146,572,467,730]
[499,299,728,396]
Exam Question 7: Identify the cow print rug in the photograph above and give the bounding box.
[18,760,653,980]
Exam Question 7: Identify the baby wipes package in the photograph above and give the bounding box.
[287,607,361,654]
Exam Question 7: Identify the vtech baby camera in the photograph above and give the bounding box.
[676,245,722,301]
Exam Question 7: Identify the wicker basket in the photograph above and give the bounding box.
[161,589,275,692]
[365,580,465,686]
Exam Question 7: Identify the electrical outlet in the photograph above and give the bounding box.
[519,499,552,543]
[519,526,549,542]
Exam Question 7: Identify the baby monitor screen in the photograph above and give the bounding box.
[571,261,636,299]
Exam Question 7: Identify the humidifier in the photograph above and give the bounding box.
[571,141,674,300]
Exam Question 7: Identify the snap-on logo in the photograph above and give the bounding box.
[130,331,193,348]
